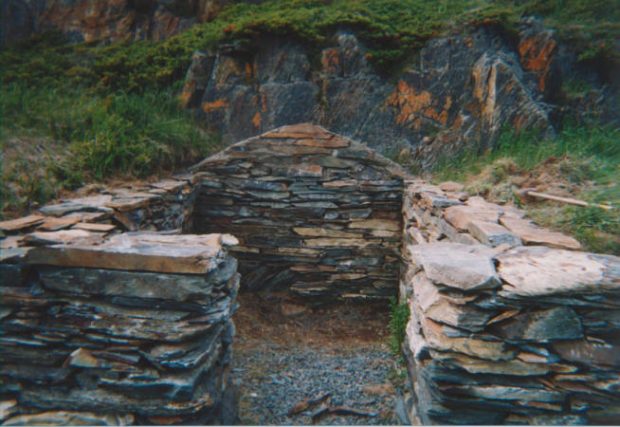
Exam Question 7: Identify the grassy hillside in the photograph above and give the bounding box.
[1,0,618,218]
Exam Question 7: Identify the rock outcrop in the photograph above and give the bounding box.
[0,0,231,45]
[180,25,604,169]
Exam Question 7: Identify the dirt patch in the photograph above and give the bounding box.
[234,292,392,351]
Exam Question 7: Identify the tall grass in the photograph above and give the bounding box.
[1,82,219,181]
[435,126,619,185]
[0,82,220,217]
[388,297,410,356]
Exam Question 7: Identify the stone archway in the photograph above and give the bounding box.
[190,123,410,299]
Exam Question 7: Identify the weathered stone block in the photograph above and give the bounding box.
[409,242,501,292]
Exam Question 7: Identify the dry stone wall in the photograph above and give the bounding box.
[190,123,409,299]
[2,123,619,426]
[0,176,241,425]
[401,180,620,425]
[0,232,240,425]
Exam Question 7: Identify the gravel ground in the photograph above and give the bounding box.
[232,293,408,425]
[234,344,402,425]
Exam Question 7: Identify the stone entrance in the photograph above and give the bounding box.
[190,123,409,299]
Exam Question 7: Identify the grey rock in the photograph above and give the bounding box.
[409,242,501,292]
[494,307,583,342]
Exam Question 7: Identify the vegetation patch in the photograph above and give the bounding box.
[388,297,410,356]
[0,82,220,217]
[433,126,620,254]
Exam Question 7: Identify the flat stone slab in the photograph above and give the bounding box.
[26,233,239,274]
[443,197,525,232]
[497,246,619,297]
[23,230,104,246]
[553,340,620,368]
[0,215,45,232]
[72,223,117,232]
[260,123,335,140]
[39,195,114,217]
[409,243,501,292]
[37,217,80,231]
[467,220,521,248]
[444,205,500,231]
[499,216,581,250]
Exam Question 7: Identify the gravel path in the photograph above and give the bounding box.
[232,293,408,425]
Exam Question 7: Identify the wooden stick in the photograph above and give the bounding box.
[288,392,331,417]
[311,406,378,423]
[520,190,614,210]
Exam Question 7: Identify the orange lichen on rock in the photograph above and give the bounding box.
[518,35,557,92]
[245,62,254,81]
[512,114,529,132]
[386,80,451,129]
[321,48,340,74]
[202,99,229,113]
[179,81,196,108]
[252,112,262,129]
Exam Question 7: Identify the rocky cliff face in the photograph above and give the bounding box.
[0,0,231,45]
[181,20,618,169]
[2,1,617,169]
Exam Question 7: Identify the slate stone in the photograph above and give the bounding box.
[0,215,45,232]
[497,246,619,297]
[26,233,237,275]
[494,307,583,342]
[553,340,620,368]
[409,243,501,292]
[412,272,493,332]
[467,220,522,248]
[40,267,221,302]
[499,216,581,250]
[419,312,514,361]
[431,351,550,376]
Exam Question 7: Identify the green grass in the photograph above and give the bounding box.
[0,82,220,217]
[388,297,410,356]
[433,125,620,254]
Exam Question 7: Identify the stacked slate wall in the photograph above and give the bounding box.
[0,233,239,425]
[35,176,197,233]
[191,123,408,299]
[401,180,620,425]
